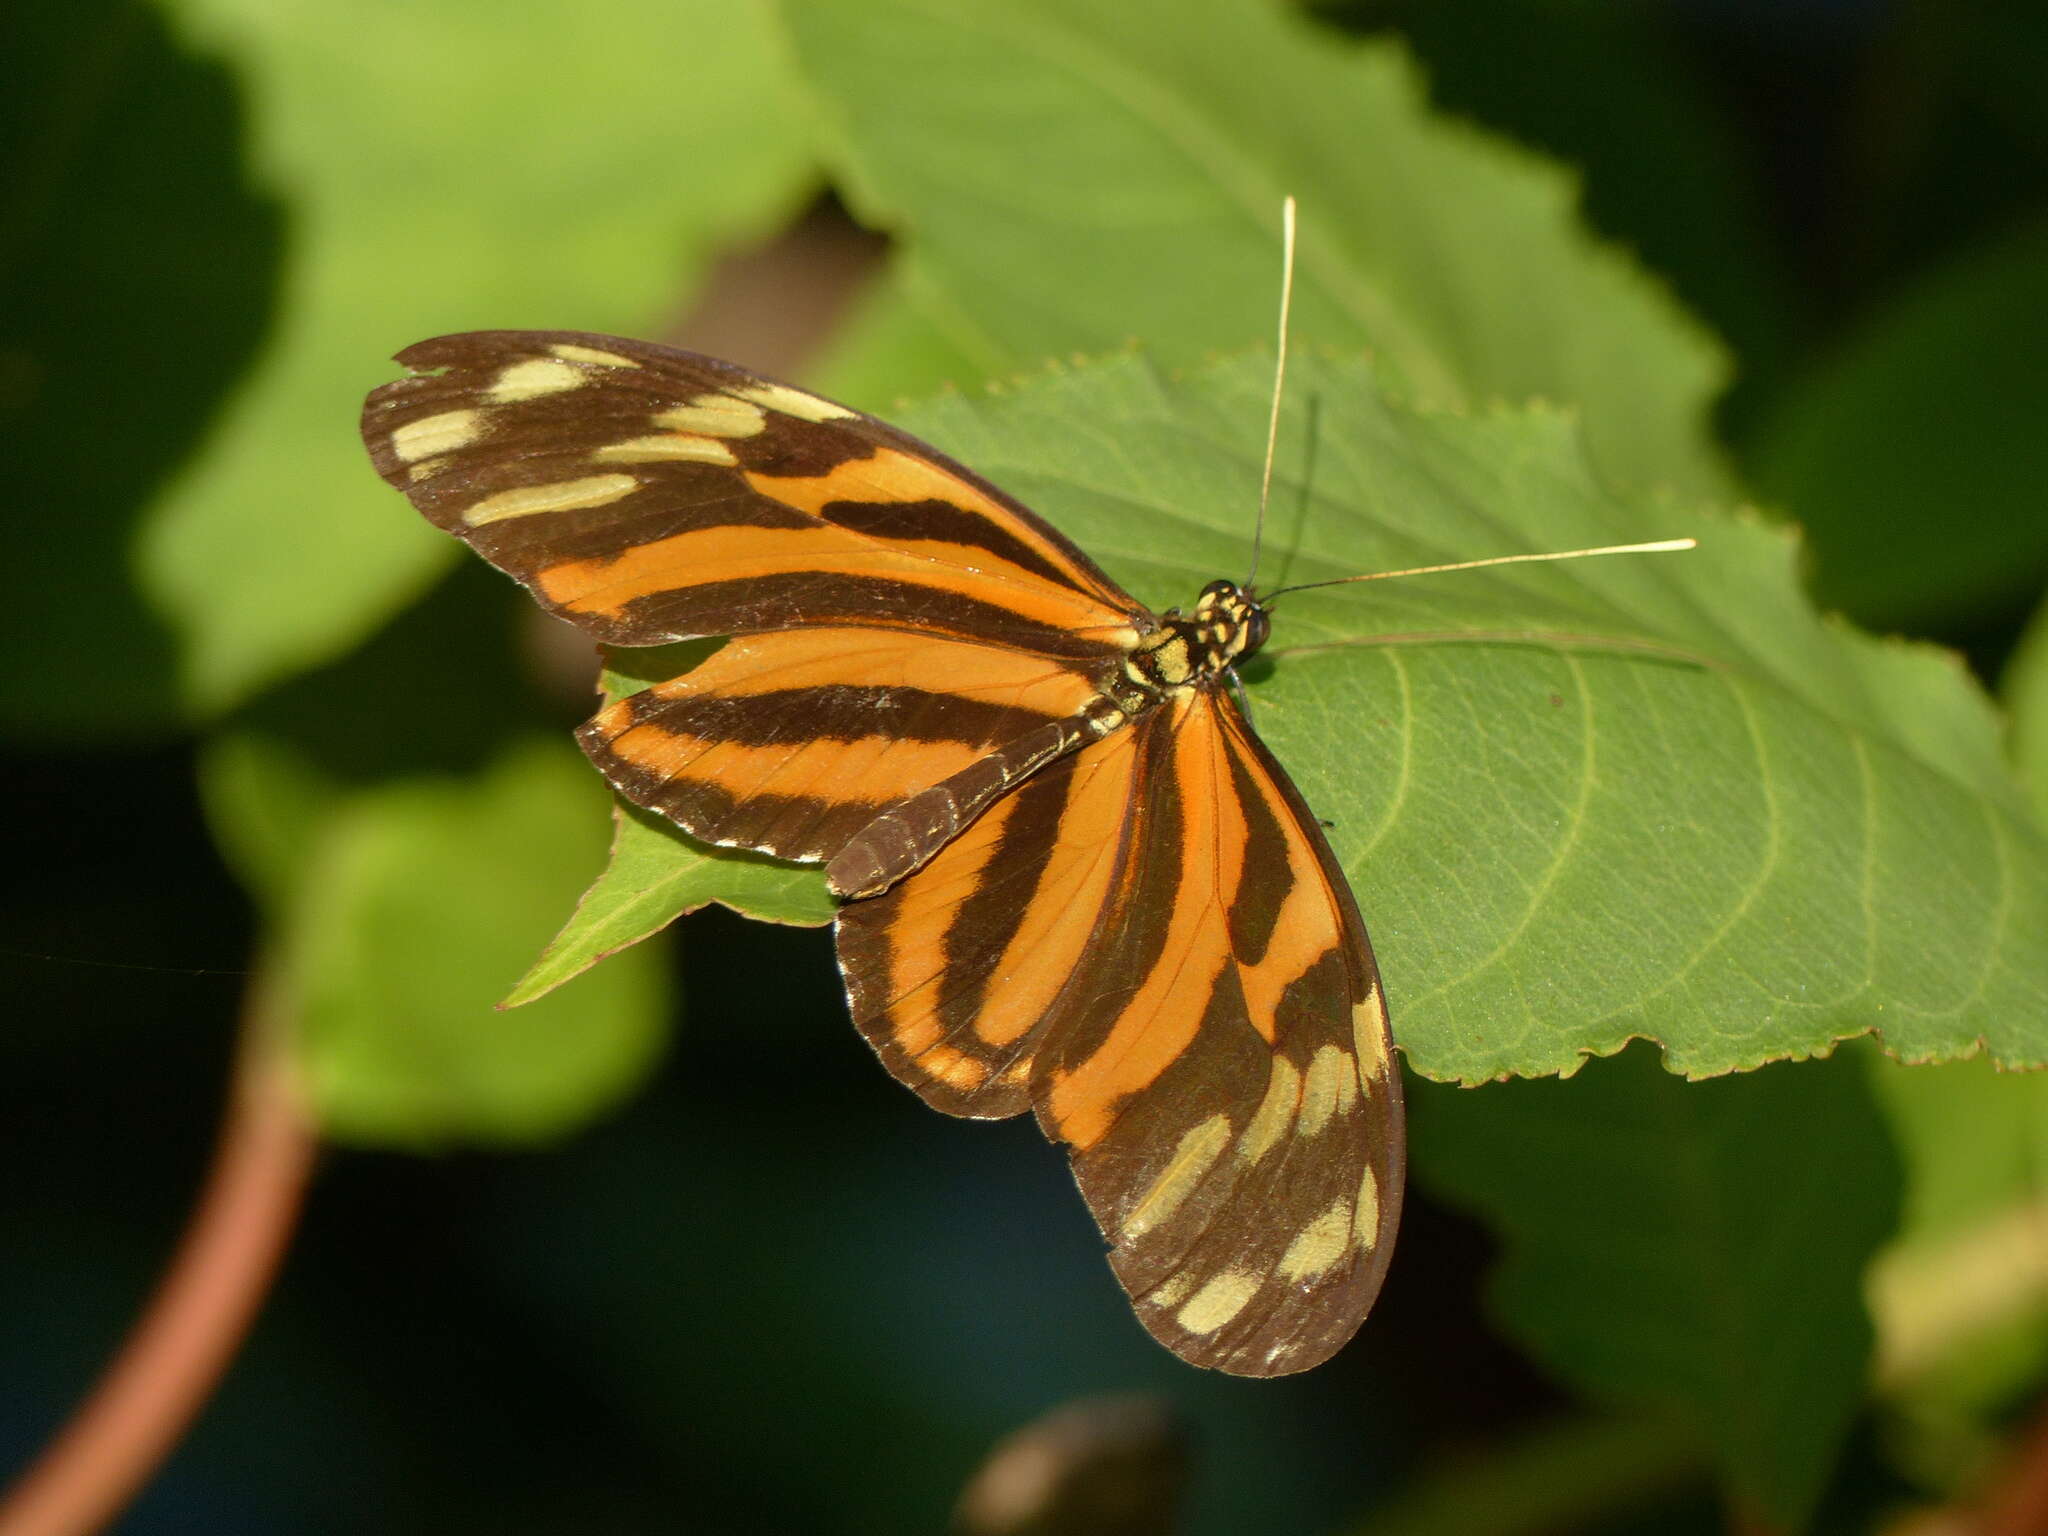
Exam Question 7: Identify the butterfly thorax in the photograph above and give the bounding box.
[1115,579,1270,714]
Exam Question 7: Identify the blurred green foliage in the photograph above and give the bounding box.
[5,0,2046,1532]
[1414,1048,1898,1529]
[1746,221,2048,631]
[2,1,281,739]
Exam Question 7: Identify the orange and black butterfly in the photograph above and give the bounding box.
[361,331,1404,1376]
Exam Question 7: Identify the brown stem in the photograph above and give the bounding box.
[1982,1397,2048,1536]
[0,974,317,1536]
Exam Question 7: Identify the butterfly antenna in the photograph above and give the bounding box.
[1245,196,1296,593]
[1262,539,1697,602]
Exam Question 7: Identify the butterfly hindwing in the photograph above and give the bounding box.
[361,331,1146,656]
[580,627,1111,869]
[837,724,1148,1117]
[1062,693,1403,1375]
[838,688,1403,1375]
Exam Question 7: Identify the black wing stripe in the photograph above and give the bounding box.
[551,569,1133,660]
[618,682,1059,751]
[817,495,1085,595]
[580,629,1107,867]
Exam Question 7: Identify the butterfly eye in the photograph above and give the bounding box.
[1243,604,1271,659]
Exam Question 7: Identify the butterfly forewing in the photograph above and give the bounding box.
[362,331,1406,1377]
[361,331,1146,655]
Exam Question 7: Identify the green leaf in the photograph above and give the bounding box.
[506,800,834,1008]
[932,351,2048,1076]
[530,349,2048,1077]
[139,0,816,716]
[1743,219,2048,632]
[270,737,668,1145]
[780,0,1730,498]
[504,640,834,1006]
[1356,0,1794,397]
[1411,1047,1899,1530]
[2008,596,2048,822]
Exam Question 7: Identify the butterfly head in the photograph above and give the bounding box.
[1193,579,1271,668]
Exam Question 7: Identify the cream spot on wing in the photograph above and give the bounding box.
[594,434,738,466]
[391,408,482,463]
[1356,1166,1380,1250]
[407,456,447,483]
[1279,1198,1354,1283]
[1122,1114,1231,1242]
[1175,1269,1261,1336]
[731,381,857,422]
[1298,1045,1358,1139]
[548,343,638,367]
[1353,983,1391,1082]
[488,357,589,402]
[464,473,637,526]
[1237,1055,1300,1168]
[654,394,767,438]
[919,1044,988,1093]
[1150,1271,1197,1309]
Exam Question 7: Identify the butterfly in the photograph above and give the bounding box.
[361,330,1404,1376]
